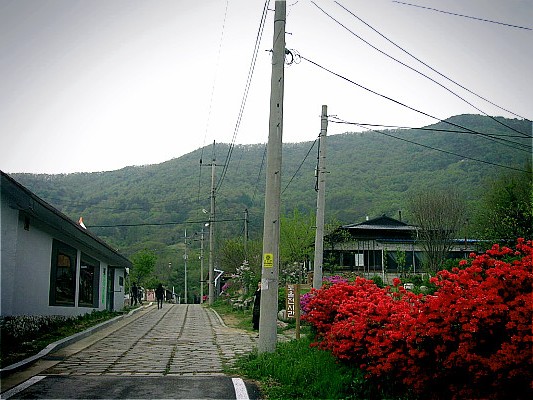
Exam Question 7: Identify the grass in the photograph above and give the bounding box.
[211,300,379,399]
[209,300,255,331]
[236,335,364,399]
[0,309,129,368]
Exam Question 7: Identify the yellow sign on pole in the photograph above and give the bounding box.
[263,253,274,268]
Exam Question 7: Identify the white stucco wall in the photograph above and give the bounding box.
[1,208,126,317]
[14,215,53,315]
[1,200,18,315]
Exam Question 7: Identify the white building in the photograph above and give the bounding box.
[1,171,131,317]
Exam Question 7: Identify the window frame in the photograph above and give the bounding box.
[49,239,77,307]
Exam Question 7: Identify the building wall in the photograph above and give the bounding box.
[14,212,54,315]
[1,207,125,317]
[1,200,18,315]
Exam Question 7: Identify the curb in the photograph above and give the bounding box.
[0,305,152,377]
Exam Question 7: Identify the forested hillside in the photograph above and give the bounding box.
[11,114,531,259]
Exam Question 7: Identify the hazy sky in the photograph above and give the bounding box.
[1,0,531,174]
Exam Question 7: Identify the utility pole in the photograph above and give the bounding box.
[184,229,188,304]
[313,105,328,289]
[200,225,205,304]
[244,208,249,262]
[259,0,286,354]
[208,141,216,305]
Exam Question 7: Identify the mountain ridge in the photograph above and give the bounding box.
[8,114,531,256]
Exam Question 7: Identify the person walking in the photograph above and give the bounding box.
[155,283,164,309]
[131,282,138,306]
[252,282,261,330]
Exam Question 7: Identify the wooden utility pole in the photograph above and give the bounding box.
[259,0,286,353]
[244,208,249,262]
[209,141,216,305]
[200,226,205,304]
[184,229,188,303]
[313,105,328,289]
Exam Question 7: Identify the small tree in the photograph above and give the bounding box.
[408,189,466,273]
[130,249,157,288]
[280,209,315,272]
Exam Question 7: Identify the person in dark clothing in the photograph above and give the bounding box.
[131,283,138,306]
[155,283,164,309]
[252,282,261,330]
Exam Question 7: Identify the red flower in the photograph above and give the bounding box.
[303,239,533,399]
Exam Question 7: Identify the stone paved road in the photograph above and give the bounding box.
[2,304,262,399]
[44,304,257,376]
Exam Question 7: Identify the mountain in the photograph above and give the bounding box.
[9,114,531,258]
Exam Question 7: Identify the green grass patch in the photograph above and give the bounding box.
[210,300,255,331]
[235,335,365,399]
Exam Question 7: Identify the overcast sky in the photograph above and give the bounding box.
[1,0,531,174]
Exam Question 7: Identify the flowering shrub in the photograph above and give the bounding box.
[303,239,533,399]
[0,315,68,340]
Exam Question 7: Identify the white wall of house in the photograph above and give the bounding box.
[14,213,54,316]
[1,208,125,317]
[1,199,18,315]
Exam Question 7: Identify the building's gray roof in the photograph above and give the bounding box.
[343,215,418,231]
[1,171,132,268]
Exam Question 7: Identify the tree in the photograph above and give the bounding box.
[474,163,532,245]
[130,249,157,287]
[219,238,262,294]
[408,189,466,273]
[324,218,352,273]
[279,209,316,282]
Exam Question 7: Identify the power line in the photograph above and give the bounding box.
[251,144,268,206]
[88,217,244,229]
[312,1,531,140]
[282,138,317,195]
[216,0,269,192]
[342,122,531,138]
[329,117,530,173]
[335,1,531,126]
[299,54,531,153]
[392,1,532,31]
[200,0,230,161]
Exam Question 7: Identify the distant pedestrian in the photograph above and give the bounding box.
[138,287,143,305]
[131,283,138,306]
[155,283,164,309]
[252,282,261,330]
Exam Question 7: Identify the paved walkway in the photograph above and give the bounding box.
[42,304,257,377]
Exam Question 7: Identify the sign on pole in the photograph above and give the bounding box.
[286,284,296,318]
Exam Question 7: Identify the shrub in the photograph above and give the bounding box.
[303,239,533,399]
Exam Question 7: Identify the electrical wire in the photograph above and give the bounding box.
[198,0,230,219]
[216,0,269,192]
[335,0,531,123]
[251,144,268,206]
[329,116,530,173]
[87,217,245,229]
[282,138,317,195]
[312,1,531,141]
[340,122,531,138]
[392,1,532,31]
[299,54,531,153]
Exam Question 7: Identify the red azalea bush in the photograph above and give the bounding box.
[302,239,533,399]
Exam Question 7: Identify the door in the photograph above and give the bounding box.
[106,267,115,311]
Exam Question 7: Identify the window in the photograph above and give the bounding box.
[50,240,77,306]
[79,253,99,307]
